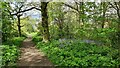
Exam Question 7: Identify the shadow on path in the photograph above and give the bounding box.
[17,36,53,67]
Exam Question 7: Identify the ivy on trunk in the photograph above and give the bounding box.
[41,2,50,42]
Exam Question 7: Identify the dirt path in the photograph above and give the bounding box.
[17,36,53,68]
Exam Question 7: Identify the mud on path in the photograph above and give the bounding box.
[17,36,53,68]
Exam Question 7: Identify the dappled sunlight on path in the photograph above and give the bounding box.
[17,36,53,67]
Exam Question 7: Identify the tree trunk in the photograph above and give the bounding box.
[102,2,106,28]
[79,2,84,28]
[116,9,120,37]
[58,19,63,39]
[81,2,84,24]
[17,15,21,37]
[78,12,81,27]
[117,9,120,60]
[41,2,50,42]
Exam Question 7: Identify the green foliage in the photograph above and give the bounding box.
[32,34,43,43]
[1,37,25,67]
[110,31,120,49]
[1,2,14,42]
[1,45,20,66]
[11,37,25,47]
[20,17,36,34]
[75,27,117,45]
[35,39,120,66]
[92,28,117,43]
[3,37,25,47]
[1,2,119,67]
[28,32,38,37]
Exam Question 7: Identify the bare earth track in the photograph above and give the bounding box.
[17,37,53,68]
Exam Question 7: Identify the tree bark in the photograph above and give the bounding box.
[117,9,120,60]
[17,15,21,37]
[58,22,63,39]
[81,2,84,24]
[41,2,50,42]
[117,11,120,34]
[102,2,106,28]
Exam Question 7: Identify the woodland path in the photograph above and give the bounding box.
[17,36,53,68]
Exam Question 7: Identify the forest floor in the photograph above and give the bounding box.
[17,36,53,68]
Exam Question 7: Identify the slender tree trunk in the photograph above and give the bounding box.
[116,9,120,35]
[102,11,105,28]
[66,23,69,38]
[79,2,84,28]
[58,19,63,39]
[81,2,84,24]
[41,2,50,42]
[117,9,120,60]
[17,15,21,37]
[58,23,63,39]
[78,12,81,27]
[102,2,106,28]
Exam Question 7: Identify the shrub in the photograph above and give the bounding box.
[3,37,25,47]
[32,36,42,44]
[110,31,120,49]
[1,45,20,66]
[11,37,25,47]
[36,40,120,67]
[1,37,25,67]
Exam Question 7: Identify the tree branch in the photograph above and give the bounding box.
[63,3,79,12]
[19,4,24,12]
[34,7,41,11]
[64,10,78,14]
[114,2,119,10]
[11,7,37,15]
[108,2,117,10]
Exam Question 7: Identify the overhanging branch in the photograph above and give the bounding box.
[34,7,41,11]
[63,3,79,12]
[108,2,117,10]
[11,7,41,15]
[114,2,119,10]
